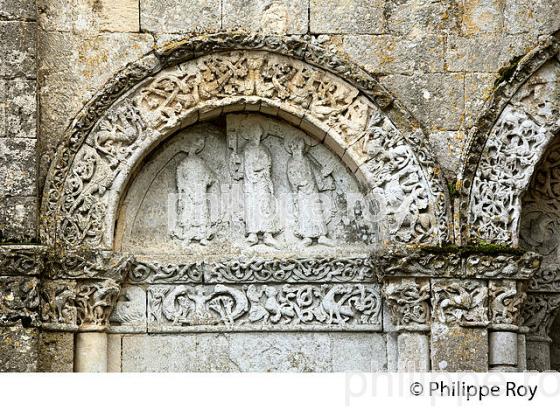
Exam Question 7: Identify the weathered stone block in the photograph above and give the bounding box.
[230,333,332,372]
[380,73,465,130]
[517,333,527,371]
[504,0,560,35]
[386,332,398,371]
[343,34,445,75]
[222,0,308,34]
[140,0,221,33]
[107,333,121,372]
[397,332,430,371]
[462,0,505,35]
[0,324,38,372]
[384,0,461,36]
[0,22,36,78]
[0,196,37,242]
[38,331,74,372]
[38,0,140,32]
[121,333,388,372]
[196,333,239,372]
[0,0,36,20]
[37,32,153,181]
[0,138,37,197]
[98,0,140,32]
[427,131,465,179]
[122,334,200,372]
[0,80,4,137]
[310,0,385,34]
[446,34,537,72]
[431,325,488,371]
[551,314,560,371]
[6,78,36,139]
[464,73,498,129]
[331,333,387,371]
[526,339,550,371]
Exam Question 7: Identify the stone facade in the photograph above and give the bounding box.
[0,0,559,372]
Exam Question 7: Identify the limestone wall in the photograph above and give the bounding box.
[0,0,37,243]
[33,0,560,189]
[0,0,39,372]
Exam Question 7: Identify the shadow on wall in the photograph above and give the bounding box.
[551,314,560,371]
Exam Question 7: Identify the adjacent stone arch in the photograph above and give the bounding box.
[460,33,560,246]
[40,33,451,252]
[459,31,560,370]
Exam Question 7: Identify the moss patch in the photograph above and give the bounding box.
[420,241,524,257]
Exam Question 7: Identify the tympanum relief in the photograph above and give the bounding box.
[118,114,376,258]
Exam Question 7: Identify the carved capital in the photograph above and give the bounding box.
[488,280,526,330]
[528,265,560,292]
[0,276,40,326]
[521,293,560,341]
[431,279,488,327]
[383,278,430,331]
[75,279,120,331]
[41,279,121,331]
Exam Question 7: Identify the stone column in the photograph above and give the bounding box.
[431,279,489,372]
[40,251,131,372]
[487,280,525,371]
[384,278,431,371]
[522,293,560,371]
[72,279,120,372]
[41,276,121,372]
[75,332,108,372]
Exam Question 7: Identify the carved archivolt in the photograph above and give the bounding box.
[462,36,560,245]
[40,35,450,252]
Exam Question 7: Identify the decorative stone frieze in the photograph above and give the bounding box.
[0,246,45,277]
[377,249,541,280]
[46,251,133,281]
[127,256,376,284]
[128,260,204,284]
[145,283,382,332]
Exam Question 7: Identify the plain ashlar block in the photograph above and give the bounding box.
[397,332,430,372]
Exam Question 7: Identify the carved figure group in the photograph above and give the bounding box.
[171,124,337,249]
